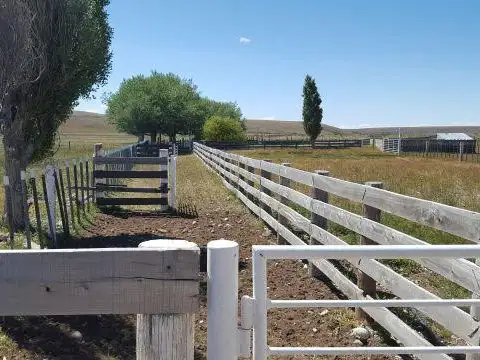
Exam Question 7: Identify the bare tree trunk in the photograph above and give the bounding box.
[150,131,157,143]
[3,147,28,231]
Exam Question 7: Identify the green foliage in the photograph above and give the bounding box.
[106,73,245,141]
[106,72,202,141]
[302,75,323,142]
[202,116,247,142]
[1,0,113,162]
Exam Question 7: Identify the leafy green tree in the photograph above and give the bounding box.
[105,75,159,141]
[106,72,202,142]
[302,75,323,146]
[0,0,112,229]
[202,116,247,142]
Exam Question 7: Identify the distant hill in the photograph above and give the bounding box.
[66,111,479,139]
[61,111,116,134]
[245,119,357,139]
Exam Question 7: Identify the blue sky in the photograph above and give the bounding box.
[75,0,480,128]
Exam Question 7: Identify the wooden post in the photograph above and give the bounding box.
[94,143,105,204]
[356,181,383,322]
[309,170,330,278]
[65,162,75,229]
[73,160,80,223]
[58,169,70,238]
[54,169,67,244]
[136,239,198,360]
[260,160,273,216]
[246,164,255,202]
[41,173,55,248]
[277,163,291,245]
[469,259,480,360]
[45,166,57,247]
[30,170,44,249]
[4,176,15,249]
[85,160,90,210]
[79,161,86,214]
[20,170,32,249]
[238,159,246,196]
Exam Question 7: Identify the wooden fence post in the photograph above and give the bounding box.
[54,169,67,242]
[309,170,330,278]
[65,162,75,229]
[246,164,255,203]
[20,170,32,249]
[29,170,44,248]
[85,160,90,210]
[58,169,70,238]
[136,239,198,360]
[72,160,80,223]
[4,176,15,249]
[260,159,273,217]
[45,166,57,247]
[80,161,86,214]
[356,181,383,322]
[94,143,105,204]
[277,163,291,245]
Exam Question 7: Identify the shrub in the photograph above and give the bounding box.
[202,116,247,142]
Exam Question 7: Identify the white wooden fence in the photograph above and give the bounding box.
[0,240,199,360]
[194,142,480,359]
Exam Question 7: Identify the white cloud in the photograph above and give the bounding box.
[258,116,275,120]
[239,37,251,44]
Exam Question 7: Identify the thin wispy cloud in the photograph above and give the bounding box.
[259,116,275,120]
[239,37,251,44]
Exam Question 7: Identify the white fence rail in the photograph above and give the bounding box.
[194,142,480,360]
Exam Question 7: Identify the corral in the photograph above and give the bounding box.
[1,135,480,359]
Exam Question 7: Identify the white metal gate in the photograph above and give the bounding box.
[207,241,480,359]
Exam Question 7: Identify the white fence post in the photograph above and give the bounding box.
[136,239,198,360]
[169,151,177,210]
[207,239,239,360]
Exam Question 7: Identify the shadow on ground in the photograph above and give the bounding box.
[67,233,182,248]
[97,202,198,219]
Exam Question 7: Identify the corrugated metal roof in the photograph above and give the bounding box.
[436,133,473,140]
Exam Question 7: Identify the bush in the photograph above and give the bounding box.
[202,116,246,142]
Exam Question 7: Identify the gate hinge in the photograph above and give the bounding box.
[237,295,254,357]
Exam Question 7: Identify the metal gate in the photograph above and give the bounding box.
[206,242,480,359]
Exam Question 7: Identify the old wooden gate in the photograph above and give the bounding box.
[92,143,176,211]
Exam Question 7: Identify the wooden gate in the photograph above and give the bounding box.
[92,143,172,211]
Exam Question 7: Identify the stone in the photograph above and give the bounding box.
[312,328,318,333]
[351,326,371,341]
[353,339,364,346]
[70,330,83,341]
[320,309,329,316]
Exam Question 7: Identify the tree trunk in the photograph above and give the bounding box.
[138,134,145,142]
[3,149,28,231]
[151,131,157,143]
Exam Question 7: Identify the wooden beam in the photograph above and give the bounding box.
[0,248,199,316]
[89,186,168,194]
[97,197,168,206]
[93,170,168,179]
[93,157,168,165]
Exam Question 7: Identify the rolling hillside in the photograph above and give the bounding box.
[66,111,479,139]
